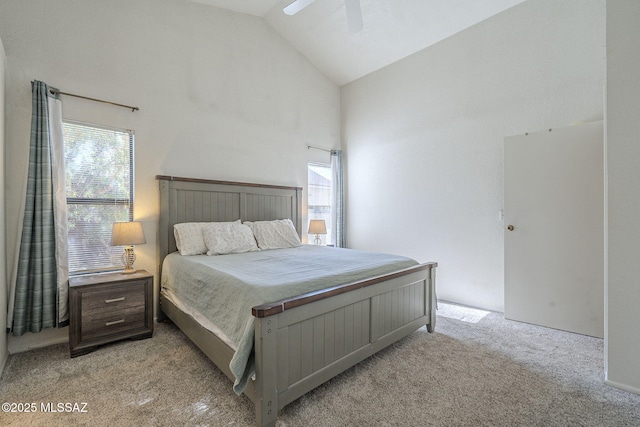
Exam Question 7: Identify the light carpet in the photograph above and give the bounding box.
[1,304,639,426]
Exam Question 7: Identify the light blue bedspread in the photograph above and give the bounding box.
[161,245,418,394]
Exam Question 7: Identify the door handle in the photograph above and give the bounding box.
[507,225,515,231]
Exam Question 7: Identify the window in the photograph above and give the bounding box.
[63,121,134,274]
[307,163,333,245]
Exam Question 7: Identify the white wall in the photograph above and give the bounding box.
[341,0,605,312]
[0,0,340,351]
[605,0,640,394]
[0,35,8,371]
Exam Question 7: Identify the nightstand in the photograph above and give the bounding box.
[69,270,153,357]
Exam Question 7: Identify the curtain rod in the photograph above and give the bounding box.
[49,89,139,112]
[307,145,332,153]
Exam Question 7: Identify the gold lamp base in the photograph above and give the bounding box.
[121,246,137,274]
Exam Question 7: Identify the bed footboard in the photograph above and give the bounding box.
[253,264,436,427]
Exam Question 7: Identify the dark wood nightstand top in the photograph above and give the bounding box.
[69,269,153,288]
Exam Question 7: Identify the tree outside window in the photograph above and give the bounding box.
[63,121,134,273]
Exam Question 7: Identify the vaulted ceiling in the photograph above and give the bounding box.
[188,0,526,86]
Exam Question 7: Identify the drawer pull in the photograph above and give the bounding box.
[105,297,125,304]
[105,319,125,327]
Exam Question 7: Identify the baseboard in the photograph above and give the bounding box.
[605,378,640,396]
[7,327,68,354]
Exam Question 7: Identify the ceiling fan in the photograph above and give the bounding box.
[283,0,363,33]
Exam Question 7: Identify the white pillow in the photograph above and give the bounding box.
[244,219,301,250]
[174,222,208,255]
[174,220,240,256]
[203,222,259,255]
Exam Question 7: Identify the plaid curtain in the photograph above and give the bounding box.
[331,150,346,248]
[10,81,67,335]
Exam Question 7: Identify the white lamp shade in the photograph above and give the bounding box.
[110,221,147,246]
[308,219,327,235]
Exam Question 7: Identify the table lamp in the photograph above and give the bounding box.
[308,219,327,245]
[110,221,146,274]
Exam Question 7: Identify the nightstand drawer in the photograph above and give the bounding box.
[80,282,146,315]
[81,309,146,341]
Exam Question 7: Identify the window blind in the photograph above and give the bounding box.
[307,162,333,245]
[63,121,134,274]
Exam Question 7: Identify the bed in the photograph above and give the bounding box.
[156,175,437,427]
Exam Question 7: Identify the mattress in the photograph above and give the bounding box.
[161,245,418,393]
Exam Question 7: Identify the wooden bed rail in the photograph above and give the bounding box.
[252,262,438,318]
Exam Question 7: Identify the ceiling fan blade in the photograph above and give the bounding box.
[283,0,319,15]
[344,0,363,33]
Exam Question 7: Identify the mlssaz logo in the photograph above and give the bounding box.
[40,402,88,413]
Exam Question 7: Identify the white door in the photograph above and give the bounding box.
[504,121,604,338]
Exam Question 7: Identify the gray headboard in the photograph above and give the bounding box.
[157,175,303,270]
